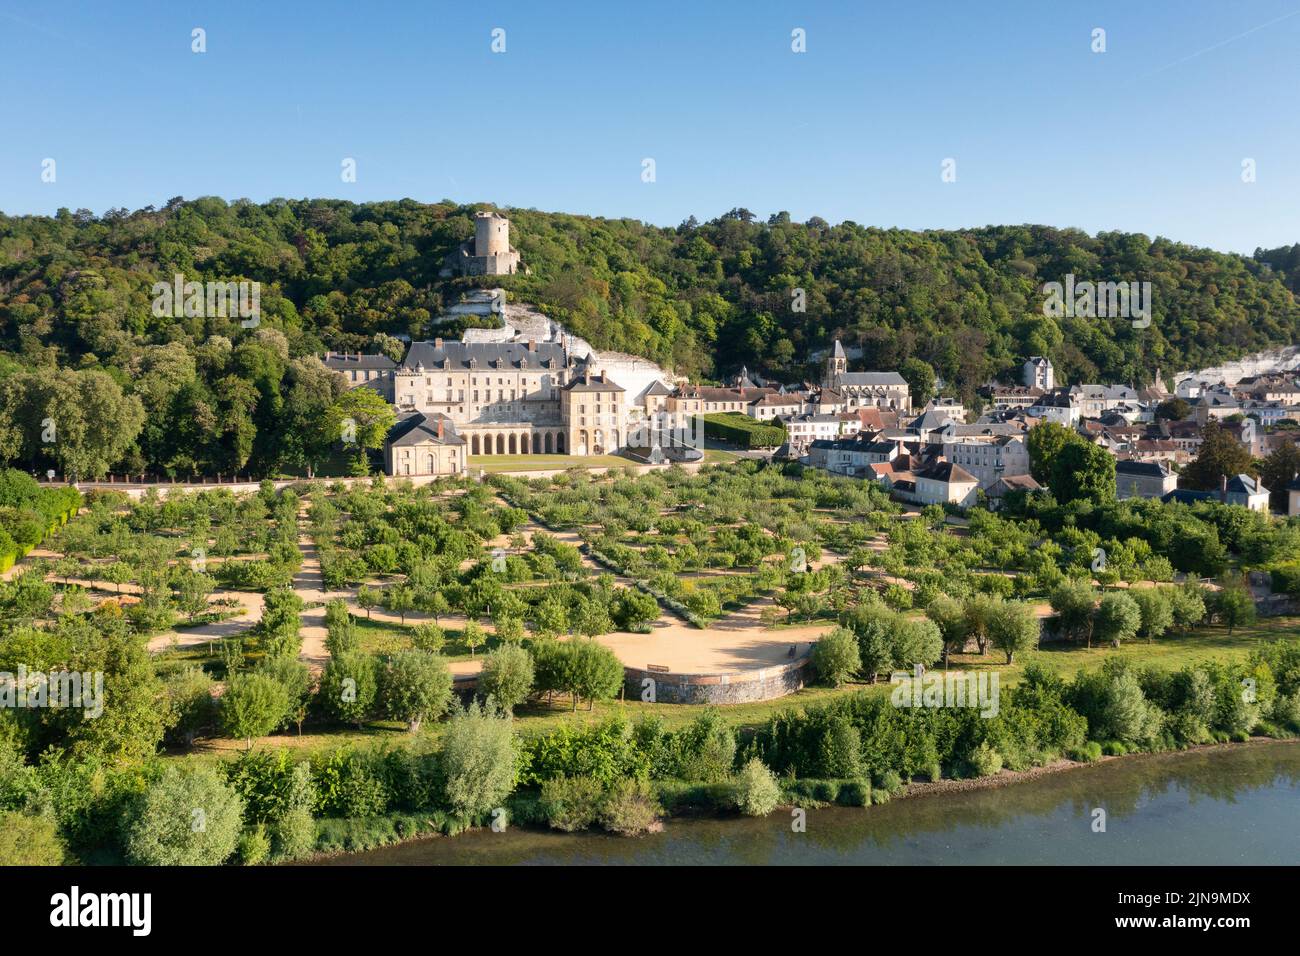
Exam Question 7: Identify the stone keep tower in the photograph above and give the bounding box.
[475,212,510,258]
[464,212,521,276]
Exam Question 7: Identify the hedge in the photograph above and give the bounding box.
[701,413,786,450]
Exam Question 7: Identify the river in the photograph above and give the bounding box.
[323,741,1300,865]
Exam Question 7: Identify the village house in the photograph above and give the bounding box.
[1115,460,1179,500]
[941,435,1030,489]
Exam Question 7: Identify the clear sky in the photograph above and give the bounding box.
[1,0,1298,254]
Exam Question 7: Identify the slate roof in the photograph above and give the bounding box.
[837,371,908,387]
[563,371,625,393]
[323,351,397,370]
[916,461,977,484]
[909,409,953,431]
[1226,474,1267,495]
[386,412,465,446]
[1116,460,1173,477]
[402,340,567,371]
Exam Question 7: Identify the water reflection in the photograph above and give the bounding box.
[324,742,1300,866]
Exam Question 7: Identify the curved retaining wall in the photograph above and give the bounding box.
[622,657,811,705]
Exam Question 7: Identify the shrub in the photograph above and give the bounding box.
[599,777,661,836]
[671,710,737,783]
[539,775,605,832]
[124,766,244,866]
[0,811,65,865]
[838,778,871,807]
[310,749,390,819]
[732,758,780,817]
[811,627,861,687]
[964,742,1003,777]
[438,701,517,819]
[1067,741,1104,763]
[237,825,271,865]
[876,769,903,795]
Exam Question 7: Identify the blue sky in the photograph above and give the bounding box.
[1,0,1298,254]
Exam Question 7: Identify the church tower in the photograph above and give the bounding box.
[824,339,847,388]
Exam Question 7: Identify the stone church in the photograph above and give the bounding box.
[821,339,911,412]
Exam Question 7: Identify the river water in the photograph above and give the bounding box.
[325,742,1300,865]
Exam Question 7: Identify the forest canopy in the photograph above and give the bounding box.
[1,197,1297,477]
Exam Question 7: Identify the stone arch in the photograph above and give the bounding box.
[496,433,506,455]
[543,432,553,454]
[508,433,517,455]
[426,454,435,474]
[470,434,480,455]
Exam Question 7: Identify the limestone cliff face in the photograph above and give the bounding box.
[1176,345,1300,388]
[435,289,681,403]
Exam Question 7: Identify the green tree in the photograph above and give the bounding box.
[356,584,378,619]
[1182,420,1255,491]
[1050,579,1098,646]
[987,599,1039,664]
[926,594,969,667]
[1259,441,1300,512]
[317,652,379,727]
[379,649,452,732]
[1210,585,1256,635]
[899,358,937,410]
[810,627,861,686]
[124,766,244,866]
[220,672,291,749]
[478,643,535,713]
[1052,441,1116,506]
[1093,592,1141,648]
[327,389,396,474]
[1130,587,1174,642]
[438,700,517,819]
[563,639,624,711]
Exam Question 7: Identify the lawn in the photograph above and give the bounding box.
[470,454,636,473]
[946,617,1300,686]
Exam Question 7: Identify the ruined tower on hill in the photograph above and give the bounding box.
[442,211,523,277]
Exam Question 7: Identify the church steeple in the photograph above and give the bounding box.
[824,339,847,387]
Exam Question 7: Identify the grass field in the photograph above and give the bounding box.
[469,454,636,473]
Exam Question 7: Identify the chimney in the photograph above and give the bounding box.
[437,418,444,440]
[434,337,443,349]
[1220,474,1228,503]
[528,339,536,352]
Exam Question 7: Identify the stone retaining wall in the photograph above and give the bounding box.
[622,657,811,705]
